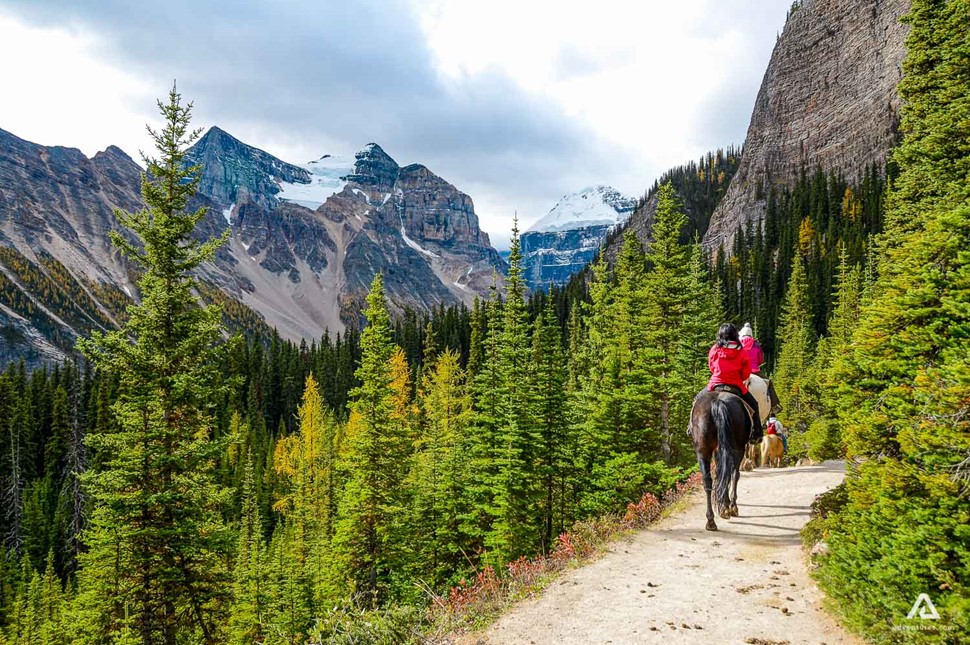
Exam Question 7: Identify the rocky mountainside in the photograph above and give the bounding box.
[521,186,634,289]
[0,126,505,366]
[702,0,909,252]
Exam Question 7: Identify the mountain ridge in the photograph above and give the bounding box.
[0,125,506,366]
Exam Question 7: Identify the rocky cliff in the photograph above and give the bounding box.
[0,126,506,365]
[702,0,909,252]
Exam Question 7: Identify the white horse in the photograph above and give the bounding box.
[746,374,773,425]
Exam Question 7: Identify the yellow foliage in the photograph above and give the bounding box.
[389,347,416,426]
[798,218,816,257]
[841,186,861,223]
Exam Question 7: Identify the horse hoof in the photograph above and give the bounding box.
[719,510,732,520]
[729,508,739,517]
[706,521,718,531]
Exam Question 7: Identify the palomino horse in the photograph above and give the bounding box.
[761,434,784,467]
[689,389,754,531]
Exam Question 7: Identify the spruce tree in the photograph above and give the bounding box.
[486,220,539,563]
[409,348,471,585]
[332,274,411,606]
[772,253,815,443]
[804,245,861,460]
[532,300,570,548]
[73,86,231,644]
[641,184,694,465]
[228,453,267,644]
[462,280,504,554]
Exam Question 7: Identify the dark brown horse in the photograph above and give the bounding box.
[689,388,755,530]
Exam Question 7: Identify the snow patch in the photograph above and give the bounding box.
[122,286,131,297]
[352,188,369,202]
[278,154,353,209]
[399,213,440,259]
[222,202,235,225]
[453,266,472,292]
[381,193,392,205]
[527,185,636,233]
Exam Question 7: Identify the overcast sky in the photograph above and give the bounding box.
[0,0,791,248]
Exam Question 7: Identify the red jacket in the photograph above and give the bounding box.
[707,341,752,394]
[741,337,764,373]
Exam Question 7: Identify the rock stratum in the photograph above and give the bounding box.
[0,126,506,366]
[702,0,909,252]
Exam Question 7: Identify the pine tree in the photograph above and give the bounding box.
[486,220,539,563]
[772,253,815,445]
[72,86,231,644]
[228,454,267,644]
[332,274,411,606]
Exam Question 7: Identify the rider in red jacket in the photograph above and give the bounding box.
[707,323,761,437]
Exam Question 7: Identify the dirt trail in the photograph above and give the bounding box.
[477,461,857,645]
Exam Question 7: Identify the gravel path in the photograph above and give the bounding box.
[475,461,857,645]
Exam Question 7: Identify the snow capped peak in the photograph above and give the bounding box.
[527,185,636,233]
[356,142,388,158]
[277,153,354,209]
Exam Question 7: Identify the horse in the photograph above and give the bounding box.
[741,442,760,470]
[761,434,784,468]
[746,374,775,425]
[689,388,755,531]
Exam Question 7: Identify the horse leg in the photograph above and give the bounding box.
[698,454,717,531]
[729,448,742,517]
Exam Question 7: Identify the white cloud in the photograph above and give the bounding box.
[415,0,790,234]
[0,1,792,246]
[0,13,156,160]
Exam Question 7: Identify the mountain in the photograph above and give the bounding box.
[0,126,505,366]
[701,0,909,253]
[520,186,634,289]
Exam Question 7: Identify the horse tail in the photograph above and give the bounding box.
[712,398,736,513]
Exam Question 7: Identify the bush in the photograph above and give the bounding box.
[813,461,970,642]
[309,602,425,645]
[801,481,848,547]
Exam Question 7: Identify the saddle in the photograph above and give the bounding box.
[710,384,759,440]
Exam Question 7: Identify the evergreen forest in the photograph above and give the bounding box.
[0,0,968,642]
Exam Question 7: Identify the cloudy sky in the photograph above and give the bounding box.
[0,0,790,248]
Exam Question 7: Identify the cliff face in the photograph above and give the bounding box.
[520,225,612,288]
[702,0,909,252]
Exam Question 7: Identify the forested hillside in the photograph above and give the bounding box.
[0,92,723,642]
